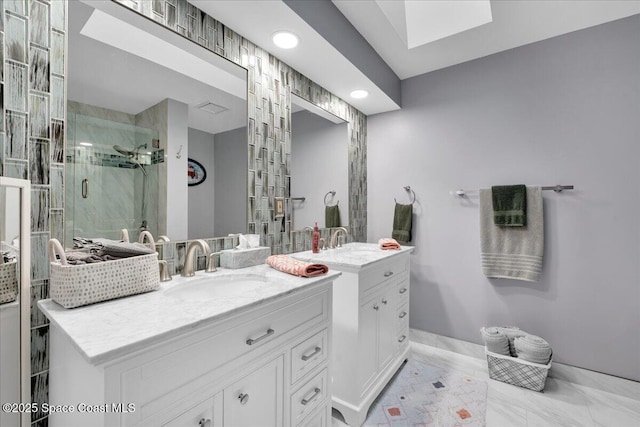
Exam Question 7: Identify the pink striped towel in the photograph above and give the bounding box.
[265,255,329,277]
[379,238,401,250]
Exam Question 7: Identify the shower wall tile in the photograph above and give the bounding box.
[31,324,49,375]
[30,44,50,92]
[0,134,3,176]
[50,165,63,208]
[51,119,64,163]
[30,233,50,281]
[30,1,50,48]
[6,61,27,111]
[31,187,49,232]
[29,93,49,138]
[51,0,66,32]
[6,110,28,159]
[51,75,64,119]
[30,370,48,423]
[5,0,28,15]
[51,31,64,75]
[4,159,28,179]
[29,139,49,184]
[50,209,63,243]
[30,280,49,328]
[6,12,27,63]
[1,32,4,82]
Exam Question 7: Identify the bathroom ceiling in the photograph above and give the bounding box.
[191,0,640,115]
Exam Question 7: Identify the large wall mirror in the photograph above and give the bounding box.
[66,0,248,246]
[0,177,31,427]
[290,94,349,231]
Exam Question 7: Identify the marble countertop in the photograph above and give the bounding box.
[39,265,340,365]
[292,242,414,272]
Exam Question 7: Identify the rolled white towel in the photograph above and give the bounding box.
[498,326,527,357]
[480,327,510,356]
[514,335,552,364]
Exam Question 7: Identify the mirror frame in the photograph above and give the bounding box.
[0,177,31,427]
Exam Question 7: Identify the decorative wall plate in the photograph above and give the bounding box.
[187,158,206,186]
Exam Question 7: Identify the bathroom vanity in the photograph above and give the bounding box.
[293,243,413,426]
[39,266,339,427]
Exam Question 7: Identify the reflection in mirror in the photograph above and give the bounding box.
[66,1,247,246]
[0,177,31,427]
[290,94,349,230]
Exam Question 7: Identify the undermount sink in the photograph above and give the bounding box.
[165,274,270,301]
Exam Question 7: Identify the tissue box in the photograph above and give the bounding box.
[220,247,271,269]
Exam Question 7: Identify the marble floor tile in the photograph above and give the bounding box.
[330,341,640,426]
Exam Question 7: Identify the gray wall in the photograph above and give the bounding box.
[214,127,248,237]
[367,16,640,381]
[291,111,349,229]
[188,128,216,239]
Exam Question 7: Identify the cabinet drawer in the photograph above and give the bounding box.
[124,291,329,414]
[397,304,409,333]
[290,369,328,426]
[158,395,217,427]
[397,280,409,304]
[291,329,328,385]
[298,404,328,427]
[360,256,408,296]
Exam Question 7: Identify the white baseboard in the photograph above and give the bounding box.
[409,328,640,401]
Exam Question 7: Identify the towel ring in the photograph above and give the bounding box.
[394,186,416,205]
[324,191,339,206]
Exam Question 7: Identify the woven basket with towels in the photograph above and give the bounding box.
[480,326,552,391]
[48,238,160,308]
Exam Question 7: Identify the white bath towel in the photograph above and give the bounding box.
[480,327,510,356]
[480,187,544,281]
[514,335,552,364]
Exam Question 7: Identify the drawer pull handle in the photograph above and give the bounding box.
[399,311,407,319]
[301,387,321,405]
[246,328,275,345]
[199,418,211,427]
[373,304,379,311]
[384,271,394,277]
[399,287,407,294]
[302,346,322,361]
[398,335,407,343]
[238,393,249,405]
[382,298,388,305]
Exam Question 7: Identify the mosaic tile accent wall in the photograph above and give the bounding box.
[114,0,368,254]
[155,235,239,276]
[0,1,67,425]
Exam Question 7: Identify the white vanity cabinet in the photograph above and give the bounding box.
[292,244,413,426]
[42,270,337,427]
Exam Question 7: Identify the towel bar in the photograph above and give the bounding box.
[454,185,573,197]
[394,186,416,204]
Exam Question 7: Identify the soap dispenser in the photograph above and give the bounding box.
[312,222,320,253]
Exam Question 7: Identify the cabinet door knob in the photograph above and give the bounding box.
[373,304,379,310]
[199,419,211,427]
[382,298,388,305]
[301,346,322,361]
[301,387,321,405]
[246,328,275,345]
[399,287,407,294]
[384,271,394,277]
[238,393,249,405]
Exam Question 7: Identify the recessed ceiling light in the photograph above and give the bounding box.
[79,142,93,147]
[350,90,368,99]
[272,31,299,49]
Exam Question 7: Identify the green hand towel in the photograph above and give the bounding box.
[492,185,527,226]
[325,204,341,228]
[392,203,413,244]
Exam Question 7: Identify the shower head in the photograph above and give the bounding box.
[113,145,134,156]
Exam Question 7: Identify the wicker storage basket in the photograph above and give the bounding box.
[485,348,552,392]
[0,260,18,304]
[48,238,160,309]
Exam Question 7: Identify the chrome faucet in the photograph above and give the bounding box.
[181,239,216,277]
[329,227,349,249]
